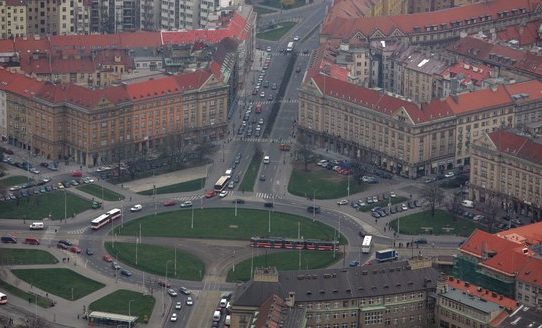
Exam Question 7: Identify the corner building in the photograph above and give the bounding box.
[1,68,228,166]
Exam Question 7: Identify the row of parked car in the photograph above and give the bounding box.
[370,200,422,218]
[316,159,352,175]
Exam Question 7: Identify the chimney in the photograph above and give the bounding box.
[285,292,295,307]
[490,84,497,92]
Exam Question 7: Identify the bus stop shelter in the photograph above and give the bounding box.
[87,311,138,327]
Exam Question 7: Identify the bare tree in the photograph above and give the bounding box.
[420,184,445,217]
[296,132,313,171]
[446,191,463,217]
[480,192,500,232]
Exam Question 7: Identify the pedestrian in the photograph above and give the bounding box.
[129,196,132,202]
[67,257,70,263]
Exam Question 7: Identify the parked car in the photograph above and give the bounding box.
[264,202,273,208]
[111,262,121,270]
[186,297,193,305]
[103,255,113,262]
[401,203,408,211]
[337,199,348,205]
[414,238,428,245]
[120,269,132,277]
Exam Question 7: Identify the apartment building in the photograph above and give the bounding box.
[298,74,457,178]
[407,0,476,13]
[140,0,160,30]
[469,129,542,219]
[321,0,542,47]
[231,262,439,328]
[399,51,448,103]
[1,68,229,166]
[26,0,90,35]
[0,0,26,39]
[89,0,138,33]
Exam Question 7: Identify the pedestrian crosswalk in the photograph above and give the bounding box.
[234,137,290,143]
[256,192,285,199]
[175,194,204,201]
[66,226,89,235]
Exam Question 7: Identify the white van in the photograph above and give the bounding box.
[220,298,228,308]
[462,200,474,208]
[212,310,221,322]
[224,315,231,326]
[29,222,44,230]
[225,168,233,175]
[263,156,270,164]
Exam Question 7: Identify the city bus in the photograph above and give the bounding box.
[361,235,373,254]
[90,208,122,230]
[0,292,7,304]
[286,42,294,52]
[214,175,231,192]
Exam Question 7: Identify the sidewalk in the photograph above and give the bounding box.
[0,246,167,328]
[121,164,211,193]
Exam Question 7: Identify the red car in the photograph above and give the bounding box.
[69,246,81,254]
[103,255,113,262]
[71,170,82,177]
[205,191,215,199]
[162,199,177,207]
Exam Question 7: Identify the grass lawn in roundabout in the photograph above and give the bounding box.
[0,249,58,265]
[0,191,92,220]
[288,164,366,199]
[89,289,155,323]
[114,208,345,243]
[226,250,342,282]
[104,242,205,281]
[388,209,482,237]
[11,268,105,300]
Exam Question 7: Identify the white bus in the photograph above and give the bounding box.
[91,208,122,230]
[0,292,7,304]
[214,175,231,192]
[361,235,373,254]
[286,42,294,52]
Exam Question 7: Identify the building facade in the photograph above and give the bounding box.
[470,129,542,220]
[2,69,229,166]
[0,0,26,39]
[26,0,90,35]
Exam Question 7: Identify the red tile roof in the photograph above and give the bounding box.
[309,74,456,124]
[496,20,541,47]
[460,229,523,260]
[20,56,97,74]
[516,257,542,287]
[439,62,492,87]
[443,85,513,115]
[487,130,542,165]
[498,221,542,245]
[0,67,213,109]
[460,224,542,287]
[448,37,542,78]
[322,0,541,41]
[0,13,248,53]
[446,277,519,310]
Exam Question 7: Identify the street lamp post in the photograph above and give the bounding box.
[268,209,271,233]
[312,190,316,221]
[64,189,67,222]
[128,299,135,328]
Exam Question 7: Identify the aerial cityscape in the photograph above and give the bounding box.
[0,0,541,327]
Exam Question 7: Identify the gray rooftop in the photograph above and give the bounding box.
[441,288,501,314]
[233,261,439,307]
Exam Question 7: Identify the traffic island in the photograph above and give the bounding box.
[11,268,105,300]
[89,289,155,323]
[388,210,484,237]
[0,191,92,220]
[288,164,366,199]
[226,250,342,282]
[104,242,205,281]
